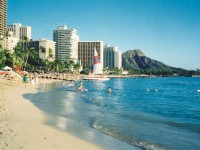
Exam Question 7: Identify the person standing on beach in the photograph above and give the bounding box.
[23,74,28,88]
[34,74,38,83]
[31,76,35,88]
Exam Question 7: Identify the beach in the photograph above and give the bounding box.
[1,75,199,150]
[0,76,102,150]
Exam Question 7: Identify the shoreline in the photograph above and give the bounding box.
[0,77,102,150]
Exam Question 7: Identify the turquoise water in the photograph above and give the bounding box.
[24,77,200,150]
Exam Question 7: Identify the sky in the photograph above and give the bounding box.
[7,0,200,70]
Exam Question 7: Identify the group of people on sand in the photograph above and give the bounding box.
[38,73,83,81]
[23,73,38,88]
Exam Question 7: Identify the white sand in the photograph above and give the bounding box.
[0,77,102,150]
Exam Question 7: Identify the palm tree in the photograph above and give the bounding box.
[69,60,75,72]
[22,36,28,41]
[47,48,54,61]
[23,47,36,71]
[41,59,49,72]
[0,49,9,67]
[45,60,53,72]
[73,63,81,73]
[39,46,46,60]
[9,53,23,69]
[103,67,109,75]
[13,43,24,60]
[63,60,70,72]
[51,60,64,72]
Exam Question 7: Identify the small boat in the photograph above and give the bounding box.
[83,47,110,81]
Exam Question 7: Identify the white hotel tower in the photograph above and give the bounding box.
[7,23,31,40]
[104,45,122,69]
[53,26,79,62]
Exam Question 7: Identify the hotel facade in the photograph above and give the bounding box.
[7,23,31,41]
[19,39,56,61]
[0,31,19,51]
[104,45,122,69]
[53,26,79,62]
[0,0,7,37]
[78,41,104,70]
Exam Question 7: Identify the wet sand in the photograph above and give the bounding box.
[0,76,102,150]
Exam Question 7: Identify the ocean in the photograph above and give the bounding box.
[23,77,200,150]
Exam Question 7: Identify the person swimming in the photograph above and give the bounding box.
[108,87,112,93]
[77,81,88,92]
[68,80,75,86]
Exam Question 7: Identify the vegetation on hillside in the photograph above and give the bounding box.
[122,49,200,76]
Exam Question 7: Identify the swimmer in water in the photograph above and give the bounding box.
[108,87,112,93]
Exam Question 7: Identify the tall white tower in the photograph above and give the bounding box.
[104,45,122,69]
[53,25,79,62]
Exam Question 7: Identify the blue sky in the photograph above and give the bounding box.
[8,0,200,70]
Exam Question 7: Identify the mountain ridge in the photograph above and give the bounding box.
[122,49,182,71]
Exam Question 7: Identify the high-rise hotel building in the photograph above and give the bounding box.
[104,45,122,69]
[78,41,104,70]
[53,26,79,62]
[0,0,7,37]
[7,23,31,40]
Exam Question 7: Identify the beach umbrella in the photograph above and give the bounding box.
[2,66,12,71]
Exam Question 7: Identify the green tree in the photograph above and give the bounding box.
[73,63,81,73]
[39,46,46,60]
[0,49,9,67]
[64,60,70,72]
[21,36,28,41]
[23,47,36,71]
[51,60,64,72]
[47,48,54,61]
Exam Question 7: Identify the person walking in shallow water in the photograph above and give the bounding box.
[108,87,112,93]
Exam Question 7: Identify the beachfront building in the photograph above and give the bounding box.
[0,0,7,37]
[78,41,104,70]
[20,40,39,51]
[104,45,122,69]
[53,25,79,62]
[38,39,56,61]
[19,39,56,61]
[0,31,19,51]
[7,23,31,41]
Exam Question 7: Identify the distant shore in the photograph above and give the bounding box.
[0,75,102,150]
[108,74,200,78]
[107,74,158,78]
